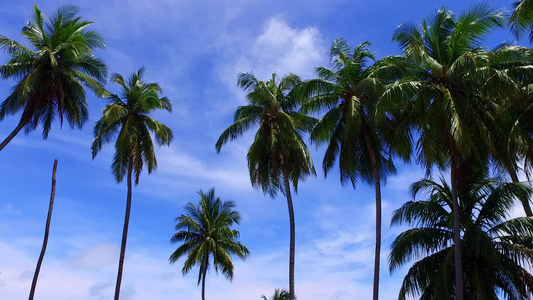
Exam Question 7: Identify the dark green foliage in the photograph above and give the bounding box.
[390,178,533,299]
[169,188,249,299]
[92,67,173,184]
[216,72,316,197]
[0,4,107,138]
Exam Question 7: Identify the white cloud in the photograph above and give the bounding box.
[72,243,119,270]
[219,16,328,106]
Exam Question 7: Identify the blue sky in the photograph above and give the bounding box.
[0,1,528,299]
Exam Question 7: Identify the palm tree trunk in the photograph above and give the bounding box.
[507,165,533,216]
[201,256,208,300]
[0,119,28,152]
[283,171,296,300]
[371,166,381,300]
[450,154,464,300]
[363,128,381,300]
[28,159,58,300]
[114,154,134,300]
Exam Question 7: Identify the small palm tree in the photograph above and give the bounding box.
[91,67,173,300]
[261,289,291,300]
[216,72,316,300]
[390,177,533,299]
[0,4,107,151]
[301,39,411,300]
[170,188,249,300]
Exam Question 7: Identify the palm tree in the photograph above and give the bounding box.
[510,0,533,42]
[389,177,533,299]
[300,39,411,300]
[0,4,107,151]
[91,68,173,300]
[385,5,512,298]
[216,72,316,300]
[169,188,249,300]
[261,289,291,300]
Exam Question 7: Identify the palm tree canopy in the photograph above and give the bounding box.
[389,177,533,299]
[0,4,108,137]
[169,188,249,284]
[261,289,291,300]
[382,4,524,175]
[301,39,412,187]
[216,72,316,197]
[91,67,173,184]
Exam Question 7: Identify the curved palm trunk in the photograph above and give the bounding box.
[450,153,464,300]
[283,171,296,300]
[0,119,28,152]
[28,159,58,300]
[114,154,134,300]
[362,128,381,300]
[507,166,533,216]
[201,256,208,300]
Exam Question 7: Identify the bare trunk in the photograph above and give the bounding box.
[0,119,28,152]
[451,154,464,300]
[372,171,381,300]
[114,154,133,300]
[28,159,58,300]
[362,128,381,300]
[283,171,296,300]
[508,166,533,216]
[201,256,208,300]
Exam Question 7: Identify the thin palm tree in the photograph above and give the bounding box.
[216,72,316,300]
[0,4,107,151]
[28,159,58,300]
[300,39,411,300]
[169,188,249,300]
[390,177,533,299]
[261,289,291,300]
[385,5,512,298]
[91,68,173,300]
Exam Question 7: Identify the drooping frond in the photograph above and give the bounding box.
[92,68,173,184]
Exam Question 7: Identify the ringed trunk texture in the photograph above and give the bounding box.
[450,154,464,300]
[114,154,134,300]
[0,119,28,152]
[283,172,296,300]
[508,166,533,216]
[362,128,381,300]
[28,159,58,300]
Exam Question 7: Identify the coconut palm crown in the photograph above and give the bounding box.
[390,177,533,299]
[170,188,249,300]
[0,4,107,151]
[92,67,173,184]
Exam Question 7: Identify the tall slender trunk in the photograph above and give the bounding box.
[450,154,464,300]
[114,154,134,300]
[362,127,381,300]
[201,255,208,300]
[28,159,58,300]
[0,119,28,152]
[507,166,533,216]
[283,171,296,300]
